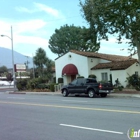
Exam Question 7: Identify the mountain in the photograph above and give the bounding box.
[0,47,33,68]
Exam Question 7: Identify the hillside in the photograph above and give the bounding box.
[0,47,33,68]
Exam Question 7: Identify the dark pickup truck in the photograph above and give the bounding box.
[61,78,113,98]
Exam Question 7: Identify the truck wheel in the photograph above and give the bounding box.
[100,93,107,98]
[88,89,95,98]
[62,89,69,97]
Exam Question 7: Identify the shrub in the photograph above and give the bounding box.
[48,83,55,92]
[27,77,48,90]
[36,83,48,89]
[88,74,96,78]
[16,79,28,91]
[53,77,56,83]
[118,86,124,91]
[77,76,84,79]
[126,74,140,91]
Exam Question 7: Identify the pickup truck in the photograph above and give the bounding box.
[61,78,113,98]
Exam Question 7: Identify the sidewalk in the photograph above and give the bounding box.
[4,90,140,98]
[108,93,140,98]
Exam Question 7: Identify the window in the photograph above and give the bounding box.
[86,79,97,83]
[101,73,108,81]
[135,71,138,76]
[77,79,84,84]
[71,79,77,85]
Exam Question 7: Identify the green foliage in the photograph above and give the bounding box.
[16,79,28,91]
[33,48,47,77]
[109,74,113,85]
[0,66,8,74]
[49,24,99,57]
[48,83,55,92]
[77,76,84,79]
[126,74,140,91]
[6,73,12,81]
[33,47,54,80]
[80,0,140,60]
[118,86,124,91]
[53,77,56,83]
[36,83,48,89]
[58,77,63,83]
[44,58,54,80]
[88,74,96,78]
[27,78,48,89]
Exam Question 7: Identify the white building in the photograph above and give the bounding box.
[55,50,140,87]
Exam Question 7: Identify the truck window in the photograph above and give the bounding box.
[71,79,77,85]
[77,78,84,84]
[86,79,97,83]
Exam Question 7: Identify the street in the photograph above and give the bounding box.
[0,92,140,140]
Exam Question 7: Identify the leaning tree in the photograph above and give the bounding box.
[80,0,140,61]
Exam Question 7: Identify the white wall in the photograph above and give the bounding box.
[92,69,111,82]
[55,52,89,83]
[87,57,99,75]
[126,63,140,76]
[111,63,140,87]
[111,70,127,87]
[99,59,111,63]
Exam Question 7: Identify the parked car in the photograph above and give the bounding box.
[61,78,113,98]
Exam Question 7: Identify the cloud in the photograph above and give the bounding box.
[15,7,35,13]
[34,2,64,18]
[0,19,48,50]
[15,2,65,19]
[15,35,48,48]
[15,19,47,34]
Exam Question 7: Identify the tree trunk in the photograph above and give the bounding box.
[136,42,140,63]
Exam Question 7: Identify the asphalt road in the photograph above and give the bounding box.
[0,92,140,140]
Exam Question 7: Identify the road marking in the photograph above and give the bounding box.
[0,101,140,114]
[60,124,124,135]
[7,97,25,99]
[62,100,87,103]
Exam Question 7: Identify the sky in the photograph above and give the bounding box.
[0,0,134,62]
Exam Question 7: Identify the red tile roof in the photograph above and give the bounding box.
[70,50,132,61]
[91,59,138,70]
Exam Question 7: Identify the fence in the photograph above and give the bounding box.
[54,83,63,92]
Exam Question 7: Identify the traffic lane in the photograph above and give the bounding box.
[0,93,140,113]
[0,101,139,140]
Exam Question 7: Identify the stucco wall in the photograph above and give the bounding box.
[99,59,111,63]
[111,63,140,87]
[126,63,140,76]
[111,70,126,87]
[92,69,111,82]
[55,52,89,83]
[87,57,99,75]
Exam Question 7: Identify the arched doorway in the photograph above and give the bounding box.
[62,64,78,84]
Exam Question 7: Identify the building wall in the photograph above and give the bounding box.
[55,52,89,84]
[126,63,140,76]
[111,70,126,86]
[111,63,140,87]
[87,57,99,75]
[99,59,111,63]
[92,69,111,82]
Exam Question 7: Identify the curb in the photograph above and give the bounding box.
[4,91,140,98]
[9,92,26,94]
[109,93,140,98]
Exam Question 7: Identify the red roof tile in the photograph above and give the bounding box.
[70,50,132,61]
[91,59,138,70]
